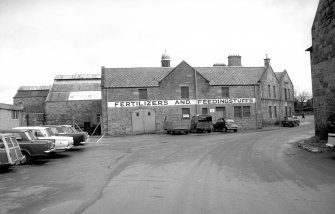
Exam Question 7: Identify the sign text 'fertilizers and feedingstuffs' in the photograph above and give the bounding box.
[108,98,256,108]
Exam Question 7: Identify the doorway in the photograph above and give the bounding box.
[131,109,156,134]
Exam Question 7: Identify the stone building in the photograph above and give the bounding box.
[13,86,51,126]
[307,0,335,138]
[101,53,294,136]
[45,74,102,132]
[0,103,23,129]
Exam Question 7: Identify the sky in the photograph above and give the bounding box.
[0,0,319,104]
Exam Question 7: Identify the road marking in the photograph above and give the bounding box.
[96,134,105,143]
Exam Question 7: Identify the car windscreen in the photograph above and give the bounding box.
[198,116,212,122]
[0,139,5,149]
[56,127,66,133]
[45,128,55,136]
[27,131,38,140]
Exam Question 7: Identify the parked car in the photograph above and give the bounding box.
[0,133,26,168]
[14,127,73,152]
[62,125,89,138]
[0,129,55,164]
[282,116,300,127]
[190,114,213,133]
[213,118,239,132]
[41,125,88,146]
[163,114,191,134]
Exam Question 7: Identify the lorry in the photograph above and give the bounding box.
[163,115,191,134]
[190,114,213,133]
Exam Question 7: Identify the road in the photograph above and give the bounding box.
[1,116,335,214]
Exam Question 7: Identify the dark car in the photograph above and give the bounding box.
[0,129,55,164]
[41,125,87,146]
[190,114,213,133]
[282,116,300,127]
[213,118,239,132]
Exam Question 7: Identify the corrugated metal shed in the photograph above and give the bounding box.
[46,74,101,102]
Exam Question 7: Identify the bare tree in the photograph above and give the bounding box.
[295,89,311,109]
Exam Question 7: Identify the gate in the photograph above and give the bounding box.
[131,109,156,134]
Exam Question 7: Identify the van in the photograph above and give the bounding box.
[0,133,26,168]
[190,114,213,133]
[163,114,191,134]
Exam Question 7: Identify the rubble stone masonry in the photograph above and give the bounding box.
[310,0,335,138]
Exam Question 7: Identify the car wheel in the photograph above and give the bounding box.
[234,129,237,132]
[208,129,211,133]
[224,127,228,132]
[185,130,189,135]
[21,151,31,165]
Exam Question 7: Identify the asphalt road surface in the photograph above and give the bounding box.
[1,116,335,214]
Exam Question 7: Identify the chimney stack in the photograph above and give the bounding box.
[264,54,271,68]
[228,55,242,66]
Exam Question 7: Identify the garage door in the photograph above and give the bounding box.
[131,109,156,134]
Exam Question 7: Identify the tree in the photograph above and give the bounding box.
[295,89,312,110]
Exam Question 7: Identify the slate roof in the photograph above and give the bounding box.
[103,67,172,87]
[103,64,265,87]
[0,103,23,111]
[14,86,51,98]
[275,72,283,81]
[195,67,264,85]
[46,74,101,102]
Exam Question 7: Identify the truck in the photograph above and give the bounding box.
[190,114,213,133]
[163,115,191,134]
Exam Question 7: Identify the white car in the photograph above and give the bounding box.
[14,127,74,152]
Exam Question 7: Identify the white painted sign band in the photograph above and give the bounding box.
[108,98,255,108]
[68,91,101,100]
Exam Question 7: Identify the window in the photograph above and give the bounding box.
[289,107,292,116]
[268,84,271,97]
[181,86,189,99]
[274,106,277,118]
[202,108,208,114]
[182,108,190,119]
[284,89,287,100]
[288,89,291,100]
[221,87,229,98]
[243,106,250,117]
[273,86,276,98]
[216,107,226,117]
[11,110,19,119]
[138,89,148,100]
[269,106,272,118]
[234,106,242,118]
[285,106,288,116]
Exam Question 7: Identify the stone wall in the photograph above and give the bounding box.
[310,0,335,138]
[45,100,101,128]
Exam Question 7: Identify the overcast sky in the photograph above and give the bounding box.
[0,0,319,104]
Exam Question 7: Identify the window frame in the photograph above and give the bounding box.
[138,89,148,100]
[182,108,190,119]
[181,86,189,99]
[221,87,229,98]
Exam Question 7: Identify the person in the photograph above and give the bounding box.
[302,113,305,119]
